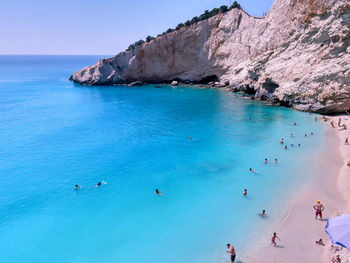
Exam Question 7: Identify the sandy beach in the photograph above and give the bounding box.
[245,115,350,263]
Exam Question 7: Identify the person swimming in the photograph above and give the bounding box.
[243,189,247,196]
[264,158,268,164]
[155,189,164,196]
[189,137,192,140]
[284,146,288,150]
[310,132,314,135]
[280,139,284,144]
[305,133,308,137]
[96,182,102,187]
[260,210,266,217]
[293,122,296,126]
[75,184,80,190]
[290,133,293,137]
[249,168,257,174]
[298,143,301,147]
[275,158,278,164]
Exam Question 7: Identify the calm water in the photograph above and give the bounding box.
[0,56,325,263]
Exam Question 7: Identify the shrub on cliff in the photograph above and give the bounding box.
[125,2,241,51]
[146,36,155,42]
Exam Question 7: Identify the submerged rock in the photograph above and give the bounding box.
[128,81,143,87]
[70,0,350,114]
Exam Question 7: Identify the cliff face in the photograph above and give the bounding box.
[71,0,350,114]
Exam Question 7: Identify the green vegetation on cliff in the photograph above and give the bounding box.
[126,1,241,51]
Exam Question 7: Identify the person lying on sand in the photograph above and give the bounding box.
[155,189,164,196]
[315,239,325,246]
[249,168,257,174]
[339,124,347,130]
[332,255,341,263]
[260,210,266,217]
[313,200,324,220]
[271,232,280,246]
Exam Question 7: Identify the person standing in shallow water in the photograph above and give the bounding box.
[226,243,236,263]
[243,189,247,196]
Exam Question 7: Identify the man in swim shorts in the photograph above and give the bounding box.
[313,200,324,220]
[226,243,236,263]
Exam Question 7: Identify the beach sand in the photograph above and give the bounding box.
[245,116,350,263]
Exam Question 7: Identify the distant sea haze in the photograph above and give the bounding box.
[0,55,326,262]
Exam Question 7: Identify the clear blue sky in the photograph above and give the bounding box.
[0,0,274,55]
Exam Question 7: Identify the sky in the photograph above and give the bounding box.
[0,0,275,55]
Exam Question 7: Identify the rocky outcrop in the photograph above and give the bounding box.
[70,0,350,114]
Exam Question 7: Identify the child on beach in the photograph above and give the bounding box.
[271,233,280,246]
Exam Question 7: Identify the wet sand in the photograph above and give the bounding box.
[245,115,350,263]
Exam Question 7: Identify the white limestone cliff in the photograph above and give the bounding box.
[70,0,350,114]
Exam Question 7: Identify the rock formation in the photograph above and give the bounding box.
[70,0,350,114]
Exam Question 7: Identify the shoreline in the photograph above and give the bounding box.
[245,115,350,263]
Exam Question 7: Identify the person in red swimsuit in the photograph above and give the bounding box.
[313,200,324,220]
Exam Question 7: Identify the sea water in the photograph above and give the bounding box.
[0,56,326,263]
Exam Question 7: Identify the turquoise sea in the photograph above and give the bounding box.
[0,56,325,263]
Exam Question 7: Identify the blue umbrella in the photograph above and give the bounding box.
[325,215,350,250]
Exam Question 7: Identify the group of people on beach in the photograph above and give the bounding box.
[226,116,329,262]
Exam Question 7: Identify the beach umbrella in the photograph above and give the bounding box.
[325,215,350,250]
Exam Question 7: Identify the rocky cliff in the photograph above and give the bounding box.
[70,0,350,114]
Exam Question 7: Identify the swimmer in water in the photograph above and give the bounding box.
[280,139,284,144]
[284,146,288,150]
[189,137,192,140]
[264,158,268,164]
[243,189,247,196]
[155,189,164,196]
[293,122,296,126]
[305,133,308,137]
[298,143,301,147]
[290,133,293,137]
[249,168,257,174]
[310,132,314,135]
[275,158,278,164]
[75,184,80,190]
[260,210,266,217]
[96,182,102,188]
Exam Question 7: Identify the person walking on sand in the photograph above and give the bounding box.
[331,121,335,128]
[345,138,349,145]
[271,232,280,246]
[313,200,324,220]
[226,243,236,263]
